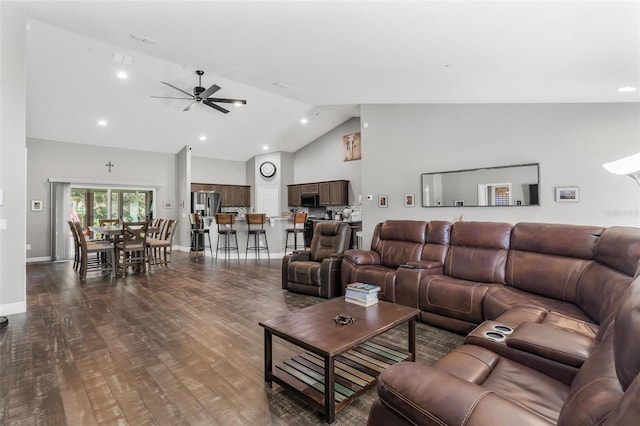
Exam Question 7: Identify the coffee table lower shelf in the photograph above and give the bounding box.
[270,339,411,419]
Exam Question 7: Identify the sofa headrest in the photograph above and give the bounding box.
[379,220,428,244]
[614,276,640,390]
[309,222,351,262]
[450,221,512,249]
[596,226,640,277]
[511,222,604,259]
[427,221,452,245]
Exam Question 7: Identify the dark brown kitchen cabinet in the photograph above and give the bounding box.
[329,180,348,205]
[318,182,330,205]
[234,186,250,207]
[192,183,251,207]
[300,183,319,194]
[288,185,301,206]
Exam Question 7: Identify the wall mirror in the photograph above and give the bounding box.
[421,163,539,207]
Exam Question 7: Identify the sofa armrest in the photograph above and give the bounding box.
[375,362,547,426]
[400,260,442,270]
[343,249,381,266]
[321,256,344,298]
[288,250,310,262]
[506,322,595,368]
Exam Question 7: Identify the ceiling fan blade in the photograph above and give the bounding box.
[206,98,247,105]
[199,84,221,99]
[183,101,198,112]
[151,96,194,100]
[203,99,229,114]
[161,81,193,97]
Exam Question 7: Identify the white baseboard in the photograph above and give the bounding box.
[26,256,52,263]
[0,300,26,315]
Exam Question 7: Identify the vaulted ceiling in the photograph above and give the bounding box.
[24,1,639,161]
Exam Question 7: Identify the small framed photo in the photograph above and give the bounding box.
[378,195,388,208]
[31,200,43,211]
[162,200,173,209]
[404,193,415,207]
[454,200,465,207]
[555,186,580,203]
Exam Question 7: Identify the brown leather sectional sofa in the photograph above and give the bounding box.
[340,220,640,425]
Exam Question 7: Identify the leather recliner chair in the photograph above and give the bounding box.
[281,222,352,298]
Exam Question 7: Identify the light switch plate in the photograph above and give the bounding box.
[367,195,373,201]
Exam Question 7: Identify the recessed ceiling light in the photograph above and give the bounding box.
[199,135,207,141]
[117,71,128,79]
[97,120,107,126]
[300,118,308,124]
[262,145,269,150]
[618,86,637,93]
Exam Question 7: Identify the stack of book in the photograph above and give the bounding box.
[345,283,381,307]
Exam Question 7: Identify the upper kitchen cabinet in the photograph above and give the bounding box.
[288,185,302,206]
[191,183,251,207]
[328,180,348,205]
[300,183,319,195]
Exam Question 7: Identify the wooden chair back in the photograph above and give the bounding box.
[215,213,236,226]
[120,221,149,250]
[291,212,307,229]
[99,218,120,226]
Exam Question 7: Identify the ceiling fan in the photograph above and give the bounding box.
[151,70,247,114]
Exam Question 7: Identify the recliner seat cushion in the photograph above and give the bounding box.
[420,275,490,324]
[287,261,321,286]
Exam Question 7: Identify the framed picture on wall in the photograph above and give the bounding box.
[378,195,388,208]
[343,132,362,161]
[162,201,173,209]
[31,200,43,211]
[404,193,415,207]
[555,186,580,203]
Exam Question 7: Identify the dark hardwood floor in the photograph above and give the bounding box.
[2,253,464,425]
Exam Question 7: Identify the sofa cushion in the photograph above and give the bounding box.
[510,222,603,259]
[420,275,490,324]
[444,221,512,284]
[595,226,640,278]
[287,260,321,286]
[374,220,427,268]
[483,285,593,327]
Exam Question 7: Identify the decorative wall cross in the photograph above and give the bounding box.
[105,161,115,173]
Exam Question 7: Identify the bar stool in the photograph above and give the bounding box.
[215,213,239,261]
[189,213,213,260]
[284,212,307,254]
[245,213,270,260]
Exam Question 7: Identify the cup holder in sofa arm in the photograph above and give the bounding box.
[493,324,513,335]
[483,331,507,342]
[505,322,595,368]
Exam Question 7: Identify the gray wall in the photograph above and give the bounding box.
[293,117,362,205]
[191,156,246,184]
[0,2,27,315]
[26,138,178,259]
[359,103,640,247]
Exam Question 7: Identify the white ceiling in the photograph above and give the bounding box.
[23,1,640,161]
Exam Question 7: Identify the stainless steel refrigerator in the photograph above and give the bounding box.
[191,191,222,218]
[190,191,222,251]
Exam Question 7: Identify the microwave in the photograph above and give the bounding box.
[301,193,319,207]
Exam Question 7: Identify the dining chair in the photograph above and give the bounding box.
[72,221,115,280]
[115,221,149,276]
[68,220,81,271]
[146,219,177,266]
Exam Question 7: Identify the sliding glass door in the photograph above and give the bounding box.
[71,187,154,232]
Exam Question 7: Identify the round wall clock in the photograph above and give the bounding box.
[259,161,277,178]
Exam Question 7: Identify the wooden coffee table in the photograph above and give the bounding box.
[259,297,419,423]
